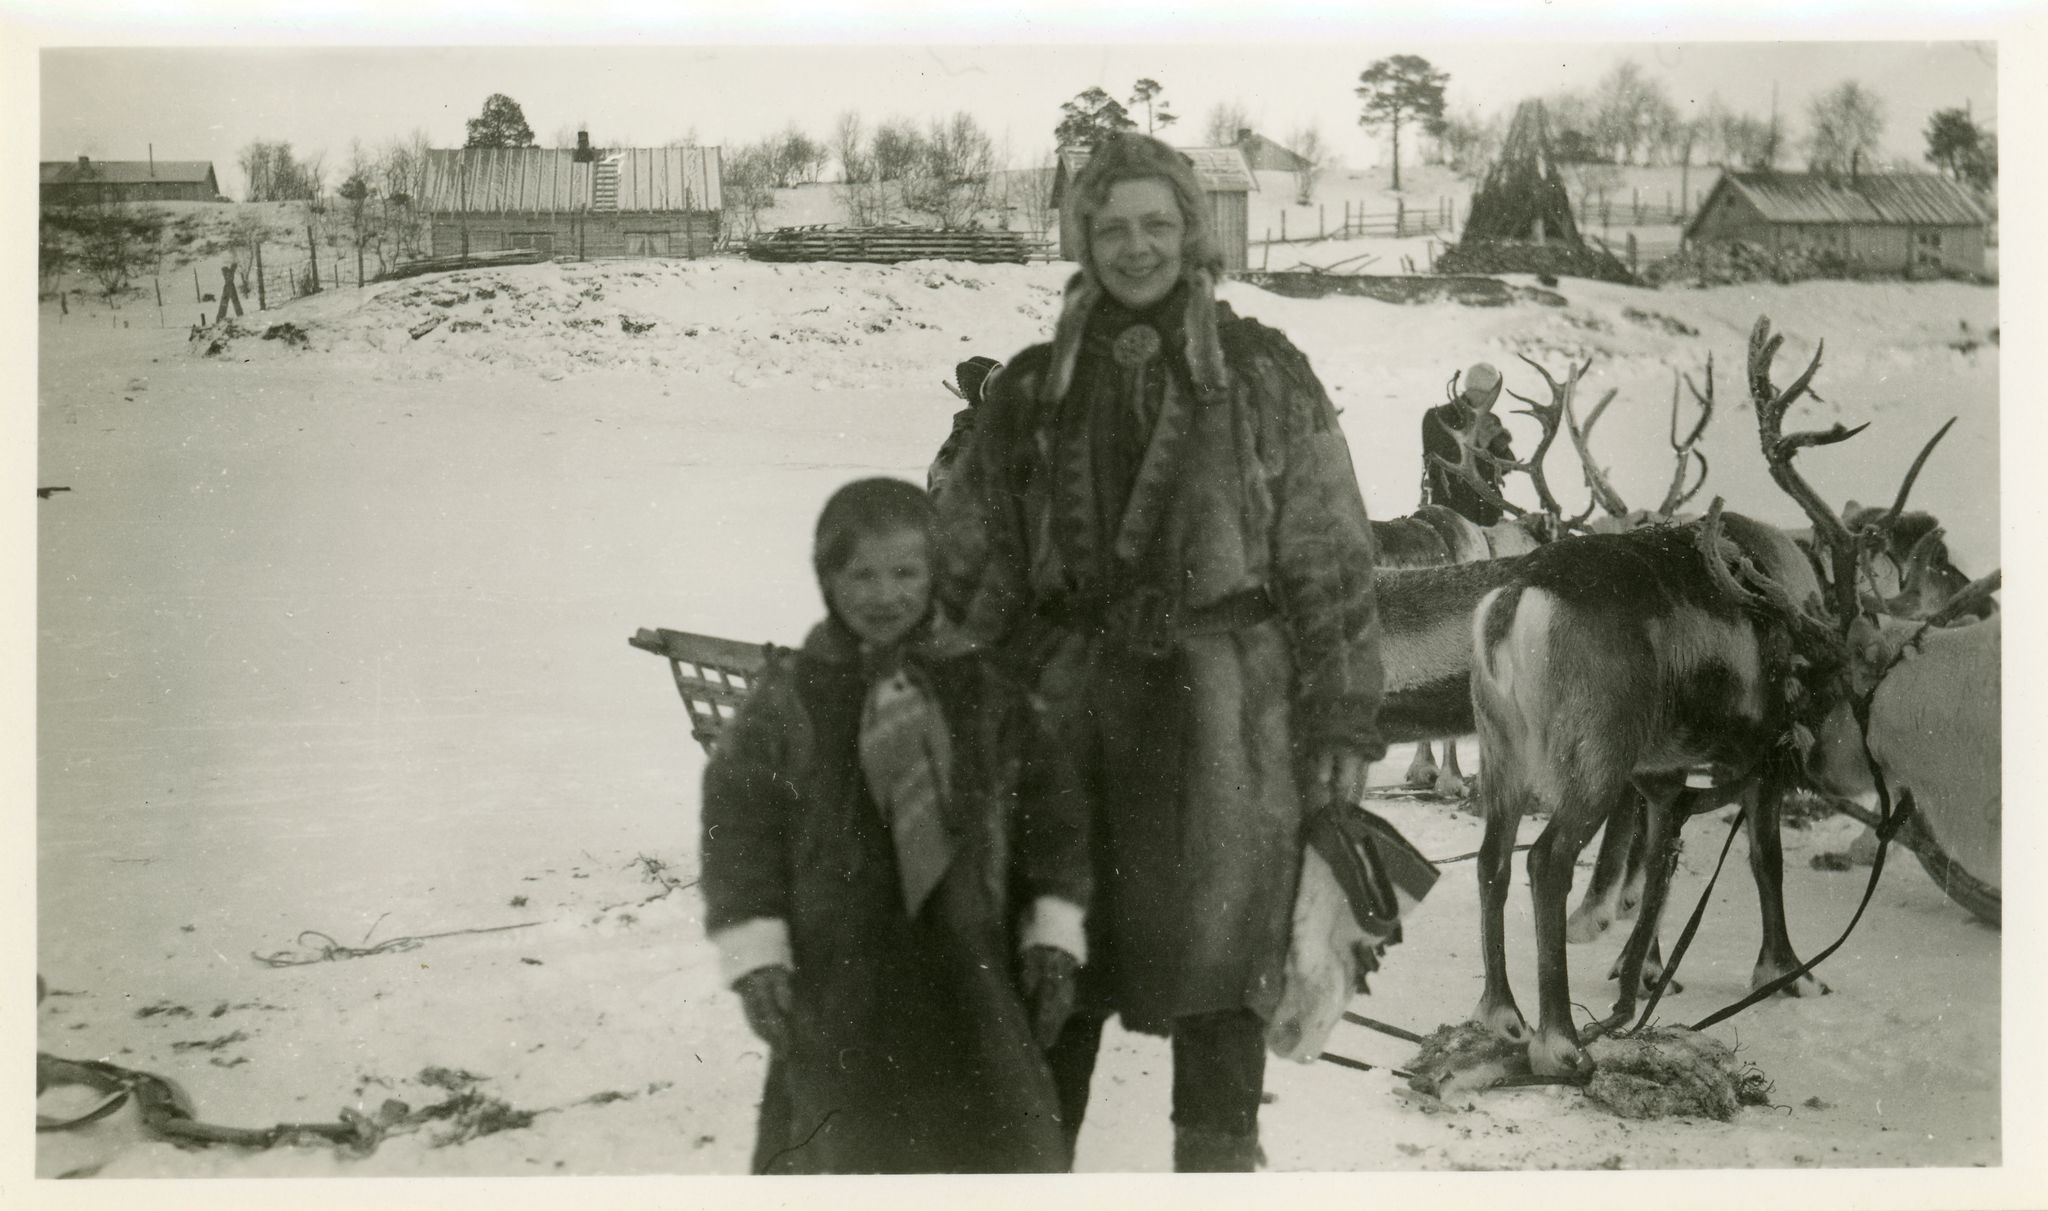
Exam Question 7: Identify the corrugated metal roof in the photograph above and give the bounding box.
[1052,143,1257,206]
[424,147,723,214]
[40,160,217,186]
[1720,171,1990,227]
[1179,147,1257,192]
[610,147,723,212]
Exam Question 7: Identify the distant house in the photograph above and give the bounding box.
[1231,129,1311,174]
[1682,170,1991,276]
[1052,144,1257,273]
[422,132,725,260]
[40,156,224,205]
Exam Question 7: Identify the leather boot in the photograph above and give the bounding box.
[1172,1124,1262,1172]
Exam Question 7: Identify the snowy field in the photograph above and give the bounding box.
[29,253,2012,1200]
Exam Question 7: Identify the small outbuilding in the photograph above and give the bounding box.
[1231,129,1312,174]
[1052,144,1257,273]
[423,133,724,260]
[40,156,224,205]
[1682,170,1991,276]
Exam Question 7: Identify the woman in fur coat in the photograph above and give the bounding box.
[701,478,1092,1173]
[935,132,1387,1171]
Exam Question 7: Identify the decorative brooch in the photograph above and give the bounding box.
[1112,324,1163,369]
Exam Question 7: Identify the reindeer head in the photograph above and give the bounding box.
[1696,318,1974,795]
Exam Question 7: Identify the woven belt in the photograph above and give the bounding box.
[1045,587,1276,658]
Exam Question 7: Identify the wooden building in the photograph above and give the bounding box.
[1051,144,1257,273]
[40,156,224,205]
[423,134,724,261]
[1231,130,1311,174]
[1682,170,1990,275]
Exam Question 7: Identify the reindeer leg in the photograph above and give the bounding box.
[1589,775,1686,1040]
[1436,739,1471,799]
[1569,795,1640,943]
[1745,778,1831,997]
[1472,776,1529,1044]
[1526,800,1612,1078]
[1405,740,1441,789]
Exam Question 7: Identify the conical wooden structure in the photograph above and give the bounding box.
[1460,100,1582,246]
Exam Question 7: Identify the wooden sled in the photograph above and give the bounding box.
[627,627,786,754]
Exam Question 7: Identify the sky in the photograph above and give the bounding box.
[19,5,2011,201]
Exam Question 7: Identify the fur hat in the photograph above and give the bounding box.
[1044,132,1228,402]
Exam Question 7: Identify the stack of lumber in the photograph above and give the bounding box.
[746,226,1036,265]
[376,249,551,282]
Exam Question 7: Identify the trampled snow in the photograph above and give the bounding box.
[35,254,2001,1185]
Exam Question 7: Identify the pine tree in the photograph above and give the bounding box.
[465,94,538,150]
[1355,55,1449,191]
[1055,87,1137,150]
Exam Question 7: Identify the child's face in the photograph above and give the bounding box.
[825,527,932,649]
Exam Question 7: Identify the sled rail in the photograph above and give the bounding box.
[628,627,782,753]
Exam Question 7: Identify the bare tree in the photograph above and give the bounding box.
[337,140,383,280]
[1806,80,1886,174]
[871,116,924,182]
[835,111,867,183]
[1014,150,1058,236]
[1204,99,1253,147]
[904,111,996,229]
[770,124,829,186]
[721,139,779,239]
[1591,59,1678,164]
[1287,124,1329,204]
[46,175,163,304]
[378,129,432,261]
[1433,105,1503,175]
[1543,90,1602,163]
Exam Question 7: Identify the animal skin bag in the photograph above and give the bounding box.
[1268,803,1441,1062]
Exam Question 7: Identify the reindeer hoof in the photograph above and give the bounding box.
[1528,1029,1591,1079]
[1607,956,1682,996]
[1566,902,1613,944]
[1435,770,1471,799]
[1404,764,1439,791]
[1473,1000,1529,1043]
[1752,961,1830,998]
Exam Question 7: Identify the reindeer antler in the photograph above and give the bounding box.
[1878,416,1958,529]
[1746,317,1872,630]
[1559,374,1632,519]
[1507,353,1599,531]
[1695,497,1840,653]
[1656,357,1714,517]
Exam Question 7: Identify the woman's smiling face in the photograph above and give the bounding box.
[1088,177,1185,310]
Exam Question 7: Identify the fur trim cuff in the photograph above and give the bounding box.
[712,917,792,985]
[1020,896,1087,965]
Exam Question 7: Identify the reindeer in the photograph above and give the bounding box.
[1465,316,1958,1077]
[1397,355,1712,796]
[1562,402,1981,977]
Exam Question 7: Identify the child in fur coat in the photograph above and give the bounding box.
[700,477,1091,1174]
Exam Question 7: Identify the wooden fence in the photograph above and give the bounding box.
[1257,197,1458,247]
[745,226,1044,265]
[1574,189,1696,231]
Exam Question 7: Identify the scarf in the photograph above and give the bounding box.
[857,660,957,918]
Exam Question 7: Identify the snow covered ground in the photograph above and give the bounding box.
[27,252,2018,1204]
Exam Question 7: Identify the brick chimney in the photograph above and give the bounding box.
[574,129,595,163]
[77,154,89,169]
